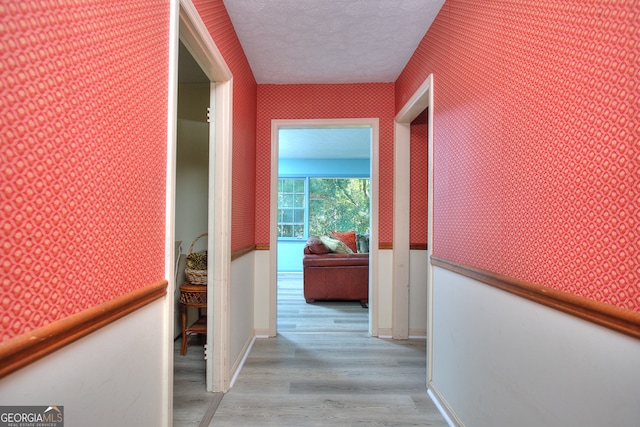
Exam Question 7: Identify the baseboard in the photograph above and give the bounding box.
[253,328,272,338]
[377,327,392,338]
[229,335,256,388]
[409,328,426,338]
[375,328,425,339]
[428,382,464,427]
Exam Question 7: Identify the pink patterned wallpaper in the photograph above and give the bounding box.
[0,1,170,341]
[193,0,257,252]
[255,83,396,245]
[410,110,428,245]
[396,0,639,311]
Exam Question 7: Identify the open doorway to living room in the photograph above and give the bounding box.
[276,125,372,333]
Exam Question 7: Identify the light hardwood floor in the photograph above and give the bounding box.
[173,335,221,426]
[173,273,447,426]
[277,272,369,333]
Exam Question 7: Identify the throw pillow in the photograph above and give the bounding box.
[319,235,353,254]
[331,230,358,253]
[305,236,330,254]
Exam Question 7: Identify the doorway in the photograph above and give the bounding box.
[276,127,372,333]
[269,119,381,337]
[174,40,210,343]
[394,74,434,388]
[169,0,234,400]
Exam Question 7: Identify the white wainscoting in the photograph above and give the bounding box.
[381,249,429,338]
[0,299,167,426]
[376,249,394,337]
[430,266,640,427]
[230,251,256,377]
[409,250,428,337]
[253,249,272,337]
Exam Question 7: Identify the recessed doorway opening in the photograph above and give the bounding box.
[269,119,381,337]
[276,127,372,333]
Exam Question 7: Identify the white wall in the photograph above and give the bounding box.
[175,83,209,246]
[229,252,256,378]
[0,299,167,427]
[430,266,640,427]
[377,249,394,337]
[377,249,428,337]
[409,250,428,337]
[254,250,272,337]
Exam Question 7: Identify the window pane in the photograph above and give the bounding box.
[282,209,293,223]
[294,209,304,223]
[281,224,293,237]
[294,179,305,193]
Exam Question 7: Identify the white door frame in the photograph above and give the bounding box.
[269,118,380,337]
[394,75,434,379]
[167,0,234,397]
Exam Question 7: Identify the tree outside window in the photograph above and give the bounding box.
[309,178,370,236]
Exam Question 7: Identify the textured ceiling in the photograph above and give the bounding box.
[222,0,445,84]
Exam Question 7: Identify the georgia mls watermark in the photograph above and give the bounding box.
[0,406,63,427]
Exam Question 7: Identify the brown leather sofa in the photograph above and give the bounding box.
[303,242,369,306]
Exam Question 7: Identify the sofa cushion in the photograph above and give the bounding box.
[303,253,369,267]
[331,230,358,253]
[305,235,331,254]
[319,235,353,254]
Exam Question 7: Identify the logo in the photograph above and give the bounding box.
[0,406,63,427]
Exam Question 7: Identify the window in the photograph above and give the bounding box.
[277,178,305,238]
[277,177,370,239]
[308,178,370,237]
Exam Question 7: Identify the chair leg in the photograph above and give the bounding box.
[181,334,188,355]
[181,305,188,356]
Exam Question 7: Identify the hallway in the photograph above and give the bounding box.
[173,274,446,426]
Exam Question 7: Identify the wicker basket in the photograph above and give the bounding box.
[185,233,207,285]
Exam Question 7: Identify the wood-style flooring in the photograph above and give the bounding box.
[173,335,220,426]
[277,272,369,333]
[173,273,447,427]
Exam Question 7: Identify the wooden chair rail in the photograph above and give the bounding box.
[232,244,257,260]
[0,280,168,379]
[430,256,640,340]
